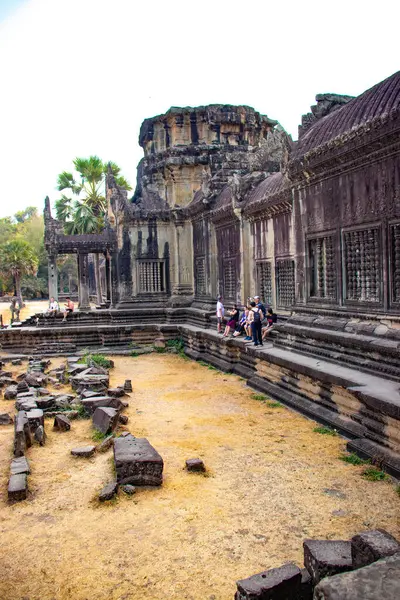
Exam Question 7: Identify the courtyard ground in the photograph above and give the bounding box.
[0,299,48,326]
[0,354,398,600]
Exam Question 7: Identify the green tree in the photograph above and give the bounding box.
[55,156,131,304]
[14,206,38,223]
[0,239,39,306]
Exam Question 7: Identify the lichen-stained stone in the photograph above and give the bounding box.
[351,529,400,569]
[92,407,119,435]
[235,563,301,599]
[313,553,400,600]
[8,473,28,501]
[113,435,163,486]
[53,414,71,432]
[303,540,353,584]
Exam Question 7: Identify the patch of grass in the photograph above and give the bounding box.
[92,429,108,442]
[361,466,388,481]
[130,351,139,357]
[396,485,400,497]
[154,346,166,353]
[266,401,281,408]
[75,403,90,419]
[339,453,370,466]
[313,426,338,436]
[198,360,218,371]
[166,338,184,352]
[78,351,113,369]
[251,393,267,402]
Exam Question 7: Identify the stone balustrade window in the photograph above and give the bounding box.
[343,228,380,303]
[223,258,237,301]
[308,235,336,299]
[256,261,273,306]
[390,223,400,304]
[195,257,207,297]
[138,260,166,294]
[276,259,295,308]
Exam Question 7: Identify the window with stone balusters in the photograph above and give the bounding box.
[276,259,295,308]
[138,259,166,293]
[308,235,336,300]
[256,261,273,306]
[343,227,381,303]
[390,223,400,305]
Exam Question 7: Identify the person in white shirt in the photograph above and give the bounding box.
[47,296,59,317]
[216,296,224,333]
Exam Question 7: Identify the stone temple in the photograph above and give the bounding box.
[3,70,400,477]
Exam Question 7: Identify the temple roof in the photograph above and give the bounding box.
[293,70,400,159]
[245,172,287,205]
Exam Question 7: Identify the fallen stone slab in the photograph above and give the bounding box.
[15,399,38,412]
[299,568,313,600]
[25,374,46,387]
[36,396,56,409]
[10,456,30,475]
[37,387,50,396]
[313,552,400,600]
[26,409,44,432]
[303,539,353,584]
[351,529,400,569]
[67,356,81,364]
[16,380,30,394]
[113,435,163,486]
[118,414,128,425]
[4,385,18,400]
[71,446,95,458]
[186,458,205,472]
[108,387,126,398]
[68,364,88,376]
[8,473,27,501]
[0,413,13,425]
[81,390,100,399]
[14,411,32,457]
[53,414,71,432]
[16,389,37,398]
[98,481,118,502]
[93,407,119,435]
[34,425,46,446]
[235,563,302,599]
[11,359,22,366]
[80,396,120,415]
[97,435,114,453]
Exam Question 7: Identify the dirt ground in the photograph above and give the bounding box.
[0,300,48,326]
[0,354,398,600]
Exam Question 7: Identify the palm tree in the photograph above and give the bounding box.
[55,156,131,305]
[0,239,38,307]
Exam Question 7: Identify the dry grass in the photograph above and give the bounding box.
[0,354,398,600]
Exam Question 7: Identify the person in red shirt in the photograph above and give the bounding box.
[62,297,74,322]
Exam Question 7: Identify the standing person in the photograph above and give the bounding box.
[223,304,239,337]
[216,296,224,334]
[62,297,74,322]
[47,296,59,317]
[253,295,267,320]
[250,301,263,346]
[262,308,277,341]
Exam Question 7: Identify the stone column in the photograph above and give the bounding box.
[105,252,111,304]
[110,250,120,308]
[48,254,58,300]
[77,252,90,310]
[169,219,194,305]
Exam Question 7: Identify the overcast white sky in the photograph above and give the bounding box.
[0,0,399,218]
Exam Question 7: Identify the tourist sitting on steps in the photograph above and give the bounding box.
[243,304,253,340]
[222,304,239,337]
[46,296,59,317]
[262,308,277,341]
[216,295,224,334]
[233,308,249,337]
[62,297,74,322]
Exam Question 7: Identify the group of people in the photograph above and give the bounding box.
[216,295,277,347]
[46,297,75,322]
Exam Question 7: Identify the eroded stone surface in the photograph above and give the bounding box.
[0,413,13,425]
[351,529,400,568]
[113,435,163,486]
[98,481,118,502]
[8,473,27,501]
[235,563,301,599]
[93,406,119,435]
[53,414,71,432]
[10,456,30,475]
[71,446,95,458]
[303,540,353,584]
[186,458,205,472]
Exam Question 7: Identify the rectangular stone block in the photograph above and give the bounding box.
[314,553,400,600]
[351,529,400,568]
[93,407,119,435]
[80,396,121,415]
[10,456,30,475]
[235,563,301,599]
[114,435,163,486]
[8,473,27,501]
[26,409,44,432]
[14,411,32,457]
[303,539,352,584]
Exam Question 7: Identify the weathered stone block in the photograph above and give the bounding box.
[71,446,96,458]
[93,407,119,435]
[118,414,128,425]
[8,473,28,501]
[26,409,44,432]
[123,379,132,392]
[113,435,163,486]
[98,481,118,502]
[122,484,136,495]
[36,396,56,409]
[299,568,313,600]
[34,425,46,445]
[14,411,32,457]
[53,414,71,431]
[313,553,400,599]
[0,413,13,425]
[4,385,18,400]
[186,458,206,472]
[10,456,30,475]
[16,399,38,412]
[303,540,353,584]
[351,529,400,568]
[235,563,301,599]
[16,380,30,393]
[97,435,114,453]
[108,387,126,397]
[80,396,119,415]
